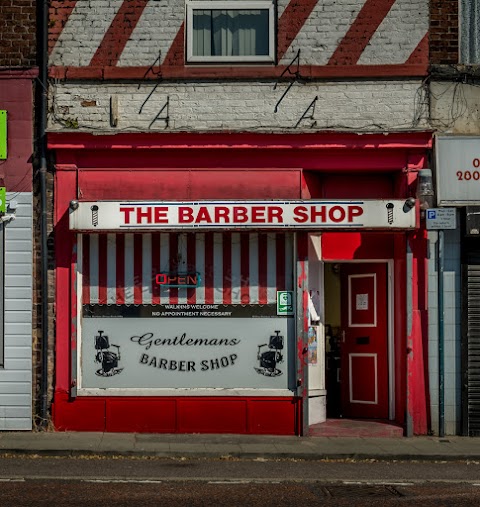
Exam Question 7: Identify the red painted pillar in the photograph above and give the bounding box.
[407,227,429,435]
[52,166,77,413]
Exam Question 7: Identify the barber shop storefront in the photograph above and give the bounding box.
[49,132,432,435]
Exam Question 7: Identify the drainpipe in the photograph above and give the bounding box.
[37,0,49,429]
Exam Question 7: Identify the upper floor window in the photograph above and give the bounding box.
[186,1,275,63]
[460,0,480,64]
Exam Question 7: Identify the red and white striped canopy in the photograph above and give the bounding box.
[81,232,293,306]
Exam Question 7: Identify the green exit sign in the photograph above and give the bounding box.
[0,111,6,159]
[0,188,6,213]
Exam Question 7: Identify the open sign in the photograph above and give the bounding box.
[155,273,200,287]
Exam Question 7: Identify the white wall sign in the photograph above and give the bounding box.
[436,136,480,205]
[356,294,369,310]
[426,208,457,230]
[70,200,416,230]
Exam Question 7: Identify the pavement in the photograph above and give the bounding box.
[0,431,479,461]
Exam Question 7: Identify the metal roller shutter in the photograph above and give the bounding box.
[465,264,480,435]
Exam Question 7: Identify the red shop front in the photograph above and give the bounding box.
[49,132,432,435]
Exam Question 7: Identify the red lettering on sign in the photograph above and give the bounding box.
[136,207,152,224]
[233,206,248,223]
[154,206,168,224]
[215,207,230,223]
[179,207,194,223]
[329,206,346,223]
[120,207,134,224]
[268,206,284,223]
[251,206,266,223]
[348,206,363,222]
[310,206,327,222]
[196,207,212,223]
[293,206,308,223]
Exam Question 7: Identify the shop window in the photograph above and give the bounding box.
[77,232,295,392]
[186,1,275,63]
[460,0,480,64]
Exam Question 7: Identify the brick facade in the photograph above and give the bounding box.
[48,0,428,75]
[0,0,36,67]
[430,0,458,65]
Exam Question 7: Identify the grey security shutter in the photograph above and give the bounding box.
[463,262,480,435]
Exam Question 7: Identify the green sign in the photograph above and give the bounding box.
[277,291,294,316]
[0,188,6,214]
[0,111,6,159]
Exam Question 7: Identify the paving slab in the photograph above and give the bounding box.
[97,433,136,453]
[203,444,244,455]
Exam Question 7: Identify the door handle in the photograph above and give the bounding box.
[342,330,346,343]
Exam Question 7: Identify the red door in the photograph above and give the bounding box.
[340,263,388,419]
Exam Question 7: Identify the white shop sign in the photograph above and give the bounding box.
[436,136,480,205]
[80,316,294,390]
[70,200,416,230]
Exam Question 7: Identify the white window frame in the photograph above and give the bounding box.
[186,1,276,64]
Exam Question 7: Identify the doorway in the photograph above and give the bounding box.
[324,261,393,420]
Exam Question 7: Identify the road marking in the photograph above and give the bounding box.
[85,479,163,484]
[208,480,281,484]
[343,481,414,486]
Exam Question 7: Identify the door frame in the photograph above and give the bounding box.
[324,259,395,420]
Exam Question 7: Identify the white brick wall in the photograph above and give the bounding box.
[50,0,428,67]
[279,0,366,65]
[48,80,428,132]
[357,0,428,65]
[117,1,183,67]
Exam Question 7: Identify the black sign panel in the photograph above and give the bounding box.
[83,303,284,319]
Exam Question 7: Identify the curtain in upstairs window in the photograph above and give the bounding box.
[461,0,480,64]
[193,9,269,57]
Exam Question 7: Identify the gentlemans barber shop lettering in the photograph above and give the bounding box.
[139,353,238,372]
[131,332,241,373]
[130,332,240,350]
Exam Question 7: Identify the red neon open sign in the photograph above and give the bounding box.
[155,273,200,287]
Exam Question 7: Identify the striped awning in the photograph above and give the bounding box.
[80,232,294,306]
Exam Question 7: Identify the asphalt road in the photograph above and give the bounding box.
[0,455,479,506]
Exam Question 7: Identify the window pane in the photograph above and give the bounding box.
[192,9,269,57]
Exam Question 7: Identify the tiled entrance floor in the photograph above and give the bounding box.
[309,418,404,438]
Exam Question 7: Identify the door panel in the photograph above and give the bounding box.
[340,263,388,419]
